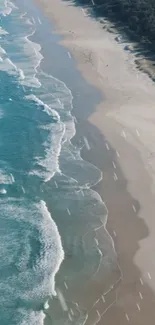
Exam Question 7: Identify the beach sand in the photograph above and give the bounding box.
[34,0,155,323]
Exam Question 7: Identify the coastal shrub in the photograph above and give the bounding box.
[72,0,155,46]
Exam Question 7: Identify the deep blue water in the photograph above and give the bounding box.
[0,1,120,324]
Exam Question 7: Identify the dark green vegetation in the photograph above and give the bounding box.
[69,0,155,48]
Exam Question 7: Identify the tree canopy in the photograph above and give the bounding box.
[73,0,155,46]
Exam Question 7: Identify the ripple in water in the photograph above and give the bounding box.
[0,1,121,324]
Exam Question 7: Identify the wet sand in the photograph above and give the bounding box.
[34,0,155,324]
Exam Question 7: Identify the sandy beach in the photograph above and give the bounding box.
[34,0,155,323]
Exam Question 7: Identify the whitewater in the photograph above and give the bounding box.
[0,1,120,324]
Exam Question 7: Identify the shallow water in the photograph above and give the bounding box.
[0,1,120,324]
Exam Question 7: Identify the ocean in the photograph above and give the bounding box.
[0,1,120,324]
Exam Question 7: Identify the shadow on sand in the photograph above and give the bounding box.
[64,0,155,81]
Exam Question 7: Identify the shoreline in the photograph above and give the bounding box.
[32,0,155,323]
[14,1,123,322]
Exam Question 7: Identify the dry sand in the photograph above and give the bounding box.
[35,0,155,323]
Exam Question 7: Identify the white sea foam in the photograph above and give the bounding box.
[25,94,60,120]
[25,18,33,26]
[19,309,46,325]
[2,7,12,16]
[0,169,14,184]
[0,9,45,94]
[40,71,73,112]
[0,27,8,35]
[20,12,27,19]
[7,0,18,9]
[0,46,6,54]
[0,188,7,194]
[39,71,76,141]
[26,94,65,181]
[0,54,26,80]
[0,58,26,80]
[64,114,76,141]
[1,9,10,16]
[31,200,64,295]
[6,58,16,69]
[0,22,43,88]
[0,0,12,16]
[19,68,25,80]
[17,29,43,87]
[44,300,49,310]
[0,4,121,324]
[38,200,64,295]
[29,120,65,181]
[0,198,64,304]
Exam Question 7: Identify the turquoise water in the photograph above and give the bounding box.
[0,1,120,324]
